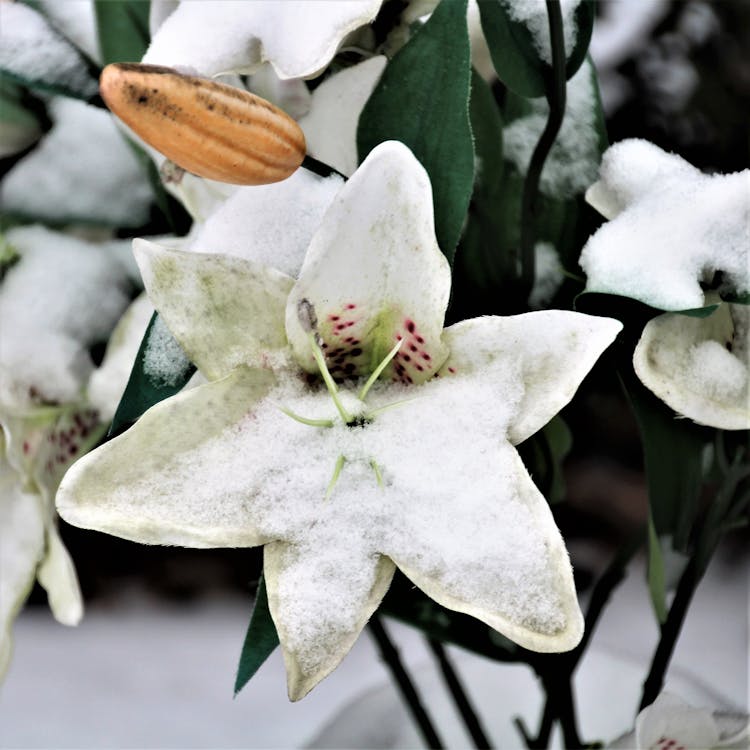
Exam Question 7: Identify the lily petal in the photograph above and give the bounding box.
[286,141,451,384]
[265,540,395,701]
[636,693,720,750]
[299,56,387,177]
[438,313,622,445]
[134,239,294,380]
[37,525,83,626]
[143,1,383,80]
[57,367,278,548]
[633,304,750,430]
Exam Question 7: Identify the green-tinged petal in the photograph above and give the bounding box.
[633,304,749,430]
[438,313,622,445]
[88,294,154,423]
[286,141,451,385]
[383,443,583,652]
[0,453,46,679]
[264,540,395,701]
[37,525,83,626]
[143,0,382,79]
[57,367,279,548]
[299,56,387,177]
[133,239,294,381]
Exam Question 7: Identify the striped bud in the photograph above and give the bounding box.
[99,63,306,185]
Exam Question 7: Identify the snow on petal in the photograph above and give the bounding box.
[1,98,153,227]
[37,0,100,63]
[57,367,280,548]
[133,239,294,381]
[265,541,395,701]
[438,312,622,445]
[143,1,383,79]
[580,140,750,310]
[286,141,451,384]
[188,170,343,278]
[0,226,135,409]
[633,303,750,430]
[299,56,387,177]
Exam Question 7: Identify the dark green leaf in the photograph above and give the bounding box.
[646,514,667,624]
[108,312,196,438]
[94,0,151,65]
[722,290,750,305]
[476,0,594,97]
[234,575,280,696]
[358,0,474,263]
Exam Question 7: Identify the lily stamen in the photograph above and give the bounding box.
[358,339,403,401]
[324,454,346,501]
[276,404,334,428]
[308,333,355,424]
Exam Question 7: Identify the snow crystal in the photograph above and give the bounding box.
[142,315,192,388]
[529,242,564,309]
[0,2,98,99]
[580,140,750,311]
[188,170,343,278]
[299,56,387,177]
[0,226,134,409]
[502,0,581,63]
[1,98,153,227]
[503,60,600,197]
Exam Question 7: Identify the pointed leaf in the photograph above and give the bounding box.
[476,0,594,97]
[94,0,151,65]
[647,515,667,624]
[234,574,280,696]
[357,0,473,262]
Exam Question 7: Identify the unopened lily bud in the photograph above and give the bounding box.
[99,63,306,185]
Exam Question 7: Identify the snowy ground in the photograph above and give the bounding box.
[0,551,746,748]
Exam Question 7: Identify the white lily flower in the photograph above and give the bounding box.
[610,693,749,749]
[0,226,137,678]
[580,139,750,311]
[633,301,749,430]
[57,142,621,700]
[143,0,383,79]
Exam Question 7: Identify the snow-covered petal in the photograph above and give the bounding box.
[133,240,294,381]
[0,226,134,409]
[299,56,387,177]
[0,451,46,680]
[385,441,583,651]
[188,170,343,278]
[1,98,152,227]
[286,141,451,384]
[88,295,154,423]
[37,525,83,626]
[633,304,749,430]
[438,313,622,445]
[57,367,278,548]
[580,140,750,310]
[636,693,720,750]
[265,541,395,701]
[143,1,383,79]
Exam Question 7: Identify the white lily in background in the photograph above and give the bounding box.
[579,139,749,312]
[143,0,383,79]
[609,693,749,749]
[0,225,137,679]
[57,142,621,700]
[634,300,749,430]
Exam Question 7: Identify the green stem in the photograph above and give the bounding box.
[368,615,446,749]
[518,0,567,299]
[427,638,493,749]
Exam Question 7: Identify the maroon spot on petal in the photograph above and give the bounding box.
[402,354,411,362]
[22,441,30,455]
[68,444,78,456]
[351,339,360,346]
[415,364,424,372]
[344,363,356,375]
[81,427,90,438]
[346,321,355,328]
[416,336,424,344]
[329,315,340,322]
[345,303,356,310]
[405,319,415,333]
[421,352,431,361]
[321,342,328,349]
[350,347,363,357]
[448,366,456,374]
[396,334,402,341]
[409,344,417,352]
[405,375,413,384]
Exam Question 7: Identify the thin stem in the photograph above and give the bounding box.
[518,0,567,298]
[324,454,346,501]
[308,333,354,424]
[368,615,445,749]
[277,405,334,428]
[358,339,403,401]
[427,639,493,749]
[370,459,384,487]
[301,154,346,181]
[368,396,421,419]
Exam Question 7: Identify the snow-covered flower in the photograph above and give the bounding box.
[57,142,621,700]
[0,226,137,678]
[143,0,383,79]
[634,300,749,430]
[580,139,749,311]
[609,693,749,749]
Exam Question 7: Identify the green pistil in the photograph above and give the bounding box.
[277,405,334,428]
[309,333,354,424]
[325,454,346,501]
[358,339,403,402]
[370,459,384,487]
[368,396,420,419]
